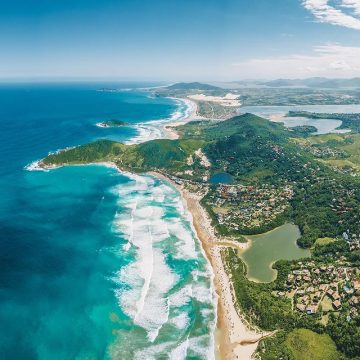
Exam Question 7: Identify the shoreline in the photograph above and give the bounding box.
[27,95,266,359]
[163,97,206,139]
[150,171,267,360]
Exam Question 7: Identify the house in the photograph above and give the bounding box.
[298,295,309,304]
[353,279,360,291]
[333,300,342,310]
[306,305,317,314]
[319,284,327,291]
[296,304,306,312]
[306,286,315,293]
[350,307,358,317]
[349,296,359,306]
[344,286,354,295]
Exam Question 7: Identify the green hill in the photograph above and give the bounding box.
[166,82,221,91]
[42,113,360,248]
[285,329,341,360]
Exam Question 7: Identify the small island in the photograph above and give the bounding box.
[96,119,128,128]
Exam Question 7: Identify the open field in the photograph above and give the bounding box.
[285,329,340,360]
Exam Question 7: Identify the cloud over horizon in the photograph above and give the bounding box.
[302,0,360,30]
[231,44,360,79]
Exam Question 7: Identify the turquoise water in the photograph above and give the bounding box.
[240,104,360,134]
[209,173,233,184]
[0,83,215,359]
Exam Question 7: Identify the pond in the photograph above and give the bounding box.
[238,223,310,283]
[209,172,233,184]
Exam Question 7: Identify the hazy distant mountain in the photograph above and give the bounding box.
[261,77,360,89]
[167,82,222,91]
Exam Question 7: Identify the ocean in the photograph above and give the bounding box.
[0,83,216,359]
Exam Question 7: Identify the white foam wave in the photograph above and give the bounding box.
[170,312,190,330]
[24,160,48,172]
[188,335,214,359]
[125,97,193,145]
[169,338,190,360]
[168,285,193,307]
[110,171,216,357]
[166,219,197,260]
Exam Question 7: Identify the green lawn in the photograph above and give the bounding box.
[285,329,340,360]
[314,237,336,246]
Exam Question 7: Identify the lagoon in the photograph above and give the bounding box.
[238,223,310,283]
[239,104,360,134]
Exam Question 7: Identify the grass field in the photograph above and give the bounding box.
[285,329,340,360]
[314,237,336,246]
[309,133,344,143]
[308,133,360,174]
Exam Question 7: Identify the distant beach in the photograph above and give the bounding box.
[162,97,203,139]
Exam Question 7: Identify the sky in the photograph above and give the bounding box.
[0,0,360,80]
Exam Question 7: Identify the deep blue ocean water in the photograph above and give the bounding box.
[0,83,215,359]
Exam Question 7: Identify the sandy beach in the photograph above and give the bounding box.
[150,172,269,360]
[187,93,241,107]
[163,97,205,139]
[153,100,267,359]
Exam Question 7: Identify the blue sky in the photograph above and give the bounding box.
[1,0,359,80]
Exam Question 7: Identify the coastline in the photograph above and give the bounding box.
[163,97,205,139]
[150,171,267,360]
[28,94,265,359]
[157,97,267,358]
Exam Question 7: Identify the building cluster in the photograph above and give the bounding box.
[207,184,293,231]
[331,192,356,215]
[302,144,347,159]
[277,261,360,320]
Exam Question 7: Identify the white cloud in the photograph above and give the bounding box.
[230,44,360,78]
[341,0,360,15]
[302,0,360,30]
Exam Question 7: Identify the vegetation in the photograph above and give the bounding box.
[42,112,360,359]
[290,125,318,137]
[165,82,221,91]
[285,329,342,360]
[43,114,360,250]
[238,87,360,106]
[42,140,128,165]
[257,328,342,360]
[225,248,359,359]
[98,119,128,127]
